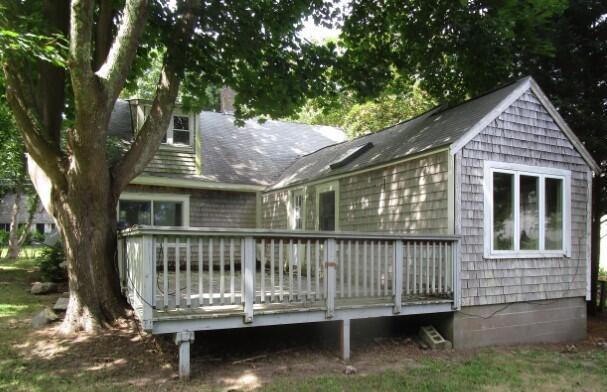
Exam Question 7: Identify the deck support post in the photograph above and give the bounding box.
[339,319,351,361]
[174,331,195,379]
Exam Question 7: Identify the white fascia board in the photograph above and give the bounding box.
[131,175,265,192]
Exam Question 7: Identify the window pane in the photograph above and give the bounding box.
[319,191,335,231]
[520,175,539,250]
[292,192,304,230]
[153,201,183,226]
[173,130,190,145]
[173,116,189,130]
[119,201,151,227]
[493,172,514,250]
[545,178,563,250]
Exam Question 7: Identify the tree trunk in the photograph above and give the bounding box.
[588,175,602,315]
[6,185,24,260]
[53,187,125,333]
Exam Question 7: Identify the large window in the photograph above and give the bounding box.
[484,161,570,258]
[161,114,193,146]
[118,193,189,228]
[289,188,305,230]
[316,182,339,231]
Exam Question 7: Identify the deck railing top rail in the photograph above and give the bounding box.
[118,225,460,242]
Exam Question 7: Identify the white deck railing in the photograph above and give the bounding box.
[117,227,460,330]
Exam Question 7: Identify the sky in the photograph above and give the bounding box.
[300,18,340,42]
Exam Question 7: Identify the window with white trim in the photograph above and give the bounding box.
[161,114,193,146]
[484,161,570,258]
[289,188,305,230]
[118,193,190,227]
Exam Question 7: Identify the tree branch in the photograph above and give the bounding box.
[93,0,114,71]
[69,0,96,104]
[95,0,149,103]
[3,59,68,190]
[110,0,198,194]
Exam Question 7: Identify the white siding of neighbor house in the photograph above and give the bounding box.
[261,150,450,234]
[458,90,591,306]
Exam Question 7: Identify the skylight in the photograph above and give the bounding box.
[329,142,374,170]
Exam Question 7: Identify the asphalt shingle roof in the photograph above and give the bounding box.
[271,77,529,189]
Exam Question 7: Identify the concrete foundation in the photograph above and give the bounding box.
[446,297,586,349]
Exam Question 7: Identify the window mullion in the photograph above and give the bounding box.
[150,200,155,226]
[514,173,520,252]
[539,176,545,251]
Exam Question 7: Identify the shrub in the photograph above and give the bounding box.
[38,244,67,283]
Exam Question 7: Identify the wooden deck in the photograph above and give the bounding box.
[118,226,460,376]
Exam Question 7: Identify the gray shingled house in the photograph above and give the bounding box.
[35,77,602,376]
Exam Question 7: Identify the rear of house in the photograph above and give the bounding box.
[23,78,597,375]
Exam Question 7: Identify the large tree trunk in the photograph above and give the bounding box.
[6,185,24,260]
[52,180,125,332]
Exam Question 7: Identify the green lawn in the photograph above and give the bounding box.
[0,257,606,391]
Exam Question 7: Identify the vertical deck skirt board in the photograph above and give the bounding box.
[459,91,591,307]
[451,297,587,348]
[339,151,450,234]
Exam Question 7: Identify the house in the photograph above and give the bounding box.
[0,189,56,238]
[34,78,601,377]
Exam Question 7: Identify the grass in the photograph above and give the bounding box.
[0,256,606,391]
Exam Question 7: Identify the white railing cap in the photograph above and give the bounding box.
[118,225,460,242]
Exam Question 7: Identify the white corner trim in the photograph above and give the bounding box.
[315,180,340,231]
[586,170,592,300]
[447,149,455,234]
[119,191,190,227]
[483,160,572,259]
[450,77,532,154]
[130,175,265,192]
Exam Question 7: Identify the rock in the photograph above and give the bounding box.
[563,344,577,354]
[30,282,58,295]
[53,297,69,312]
[32,307,59,329]
[344,365,357,375]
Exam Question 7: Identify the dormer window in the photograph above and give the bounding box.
[162,114,192,146]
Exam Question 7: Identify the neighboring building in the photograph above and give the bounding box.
[0,191,55,236]
[24,78,602,354]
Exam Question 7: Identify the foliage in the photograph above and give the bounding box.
[296,84,435,138]
[37,244,66,283]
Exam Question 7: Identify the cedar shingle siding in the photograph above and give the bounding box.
[261,150,450,233]
[458,91,590,306]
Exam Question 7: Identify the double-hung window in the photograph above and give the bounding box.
[161,114,193,146]
[483,161,570,258]
[118,193,190,228]
[316,181,339,231]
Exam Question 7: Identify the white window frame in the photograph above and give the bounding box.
[288,187,306,230]
[162,111,194,147]
[315,181,339,231]
[483,161,571,259]
[118,192,190,227]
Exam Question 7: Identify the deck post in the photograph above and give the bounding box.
[339,319,351,360]
[174,331,195,379]
[326,239,337,318]
[141,234,155,331]
[452,240,461,310]
[243,236,256,323]
[393,240,403,314]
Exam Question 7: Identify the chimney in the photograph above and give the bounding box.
[219,86,236,113]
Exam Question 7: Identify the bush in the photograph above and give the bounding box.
[38,244,67,283]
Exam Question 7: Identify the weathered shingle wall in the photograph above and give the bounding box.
[142,147,197,176]
[125,185,257,228]
[459,91,590,306]
[261,189,289,229]
[261,150,450,234]
[339,151,450,233]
